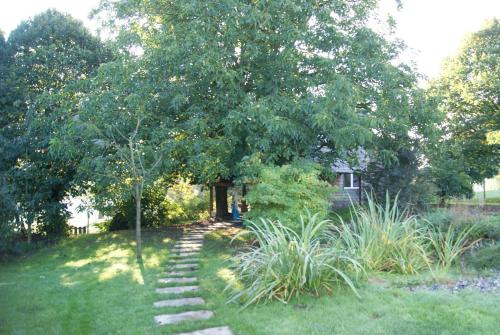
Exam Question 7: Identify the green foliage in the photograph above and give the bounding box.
[467,243,500,270]
[422,210,500,242]
[243,160,334,230]
[364,149,437,211]
[336,193,431,274]
[161,179,210,224]
[227,213,362,306]
[1,10,110,238]
[94,0,433,186]
[97,178,209,232]
[429,145,474,203]
[431,19,500,184]
[427,223,477,271]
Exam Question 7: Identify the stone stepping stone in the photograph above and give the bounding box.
[158,277,198,284]
[170,263,198,269]
[173,246,203,251]
[156,285,198,294]
[164,270,197,276]
[175,243,203,247]
[171,248,202,253]
[154,310,214,325]
[172,245,202,248]
[171,252,199,258]
[176,326,234,335]
[153,297,205,308]
[169,258,200,264]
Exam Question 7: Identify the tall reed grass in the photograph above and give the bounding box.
[227,212,362,307]
[335,193,431,274]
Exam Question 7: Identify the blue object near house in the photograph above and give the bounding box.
[231,201,240,220]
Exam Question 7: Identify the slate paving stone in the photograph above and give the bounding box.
[170,263,199,269]
[158,277,198,284]
[154,310,214,325]
[174,243,203,248]
[169,258,200,264]
[155,285,199,294]
[175,327,234,335]
[171,248,202,253]
[153,223,233,334]
[171,252,200,258]
[163,270,197,276]
[153,297,206,308]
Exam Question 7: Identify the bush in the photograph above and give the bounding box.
[105,178,209,231]
[422,210,500,242]
[467,243,500,270]
[364,149,436,211]
[336,193,431,274]
[243,160,334,231]
[227,212,362,306]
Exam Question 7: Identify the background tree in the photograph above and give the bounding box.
[0,30,21,247]
[4,10,110,240]
[363,82,441,210]
[432,18,499,189]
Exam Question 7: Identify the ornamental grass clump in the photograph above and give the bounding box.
[427,222,479,271]
[336,193,430,274]
[227,212,362,307]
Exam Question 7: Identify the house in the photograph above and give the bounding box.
[331,152,368,208]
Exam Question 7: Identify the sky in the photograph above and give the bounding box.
[0,0,499,81]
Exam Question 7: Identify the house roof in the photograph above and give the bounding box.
[331,149,368,173]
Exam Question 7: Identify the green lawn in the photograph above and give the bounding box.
[451,189,500,205]
[1,227,499,335]
[473,190,500,204]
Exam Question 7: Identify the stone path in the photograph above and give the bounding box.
[153,222,235,335]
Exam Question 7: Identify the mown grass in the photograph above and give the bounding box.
[450,189,500,205]
[1,227,499,335]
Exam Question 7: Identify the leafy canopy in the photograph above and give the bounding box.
[432,18,500,183]
[95,0,428,184]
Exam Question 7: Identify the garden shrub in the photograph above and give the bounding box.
[422,210,500,242]
[227,212,362,306]
[467,243,500,270]
[105,178,209,231]
[243,160,334,231]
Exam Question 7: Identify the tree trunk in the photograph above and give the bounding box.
[134,182,143,260]
[209,185,214,218]
[240,184,248,213]
[215,185,229,219]
[482,179,486,206]
[26,213,33,244]
[86,211,90,234]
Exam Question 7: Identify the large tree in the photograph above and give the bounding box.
[432,18,500,186]
[4,10,110,239]
[94,0,437,209]
[0,31,21,241]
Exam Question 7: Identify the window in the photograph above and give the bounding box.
[343,173,360,189]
